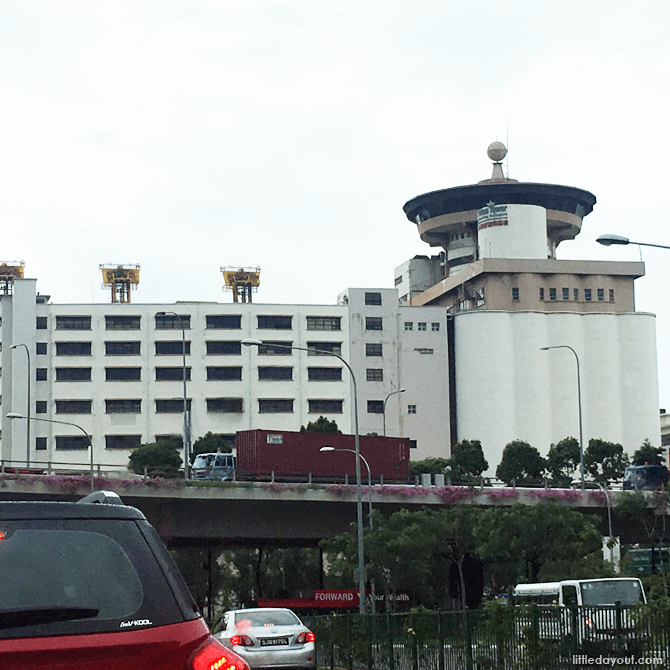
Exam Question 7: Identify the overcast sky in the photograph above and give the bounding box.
[3,1,670,409]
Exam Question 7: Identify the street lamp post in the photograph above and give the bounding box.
[242,338,366,614]
[10,344,30,468]
[156,312,191,480]
[594,481,620,572]
[320,445,376,612]
[596,234,670,250]
[382,389,405,437]
[6,413,94,491]
[541,345,585,492]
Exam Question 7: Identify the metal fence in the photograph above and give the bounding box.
[304,605,670,670]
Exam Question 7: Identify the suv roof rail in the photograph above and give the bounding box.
[77,490,124,505]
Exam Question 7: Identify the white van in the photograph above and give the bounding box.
[512,578,646,647]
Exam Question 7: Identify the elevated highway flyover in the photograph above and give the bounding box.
[0,475,662,547]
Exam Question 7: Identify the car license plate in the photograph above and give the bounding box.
[260,637,289,646]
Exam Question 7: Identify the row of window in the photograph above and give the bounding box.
[516,287,616,302]
[37,314,348,331]
[34,366,346,382]
[404,322,440,331]
[36,398,418,416]
[33,340,345,357]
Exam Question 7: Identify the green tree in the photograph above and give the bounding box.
[584,438,629,485]
[546,437,580,487]
[447,439,488,484]
[300,416,341,434]
[128,440,182,477]
[631,439,666,466]
[473,501,607,590]
[191,432,234,463]
[495,440,546,486]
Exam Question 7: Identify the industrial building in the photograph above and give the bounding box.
[0,144,661,476]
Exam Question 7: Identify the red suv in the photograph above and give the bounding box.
[0,491,249,670]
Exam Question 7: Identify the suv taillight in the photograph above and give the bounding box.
[230,634,255,646]
[189,637,248,670]
[295,631,315,644]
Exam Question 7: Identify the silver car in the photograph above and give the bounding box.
[216,608,316,670]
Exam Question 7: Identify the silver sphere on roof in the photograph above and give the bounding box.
[487,141,507,162]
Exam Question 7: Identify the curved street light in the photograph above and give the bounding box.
[6,413,94,492]
[382,389,406,437]
[541,345,584,492]
[156,311,191,479]
[596,234,670,250]
[10,344,31,468]
[242,337,366,614]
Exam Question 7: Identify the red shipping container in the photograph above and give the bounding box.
[235,430,409,481]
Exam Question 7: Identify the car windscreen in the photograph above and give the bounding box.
[235,610,300,627]
[194,454,215,468]
[0,518,185,639]
[580,580,643,606]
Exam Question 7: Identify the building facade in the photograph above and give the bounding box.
[0,283,449,472]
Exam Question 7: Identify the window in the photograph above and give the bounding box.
[55,400,92,414]
[394,276,403,286]
[597,288,605,301]
[36,437,47,451]
[56,316,91,330]
[56,342,91,356]
[206,314,241,329]
[35,401,47,414]
[207,397,243,413]
[308,399,343,413]
[36,317,47,330]
[106,399,142,414]
[549,288,557,301]
[206,367,242,381]
[36,342,47,355]
[306,341,341,356]
[105,341,141,356]
[562,287,570,301]
[206,341,242,355]
[399,294,408,303]
[258,398,294,413]
[409,440,417,449]
[155,341,191,356]
[366,343,382,357]
[431,322,440,331]
[258,366,293,381]
[585,289,592,302]
[609,289,615,302]
[512,287,519,301]
[306,316,341,331]
[106,367,141,381]
[574,288,579,301]
[156,399,192,413]
[105,315,141,330]
[365,292,382,305]
[308,367,342,381]
[156,367,191,381]
[36,368,47,381]
[366,369,383,382]
[56,368,92,382]
[257,315,292,330]
[418,322,427,331]
[55,435,89,450]
[404,322,413,331]
[257,341,292,355]
[105,435,142,449]
[365,317,383,330]
[539,288,545,301]
[367,400,384,413]
[155,314,190,330]
[408,404,417,414]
